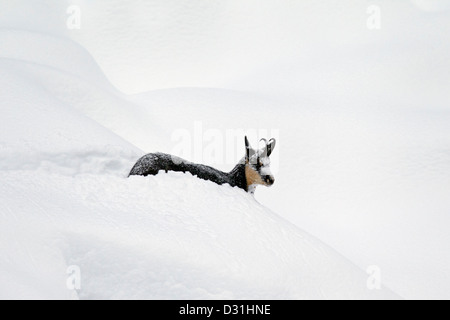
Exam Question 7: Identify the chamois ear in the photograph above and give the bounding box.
[266,138,276,157]
[245,136,255,161]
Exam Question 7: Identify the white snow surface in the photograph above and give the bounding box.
[0,169,396,299]
[0,24,398,301]
[1,0,450,300]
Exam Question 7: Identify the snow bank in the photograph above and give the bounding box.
[0,28,397,299]
[0,167,397,299]
[0,29,168,154]
[130,87,450,300]
[2,0,449,300]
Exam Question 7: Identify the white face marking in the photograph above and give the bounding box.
[259,158,272,176]
[247,153,274,187]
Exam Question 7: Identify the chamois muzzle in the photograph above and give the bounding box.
[264,175,275,186]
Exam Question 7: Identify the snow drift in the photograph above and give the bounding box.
[0,29,398,299]
[0,168,397,299]
[2,0,450,300]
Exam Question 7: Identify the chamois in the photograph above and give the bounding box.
[128,137,276,194]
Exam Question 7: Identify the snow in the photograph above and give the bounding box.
[0,168,397,299]
[0,27,399,300]
[1,0,449,300]
[130,87,450,300]
[0,55,398,299]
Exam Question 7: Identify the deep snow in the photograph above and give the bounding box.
[0,168,397,299]
[1,0,450,300]
[0,27,398,300]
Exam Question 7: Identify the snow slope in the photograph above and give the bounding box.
[71,0,450,299]
[130,87,450,300]
[2,0,450,300]
[0,169,397,299]
[0,29,398,299]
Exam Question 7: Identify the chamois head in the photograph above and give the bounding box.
[244,136,276,192]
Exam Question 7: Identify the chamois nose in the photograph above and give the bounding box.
[264,175,275,186]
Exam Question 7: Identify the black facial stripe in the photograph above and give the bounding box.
[256,157,262,171]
